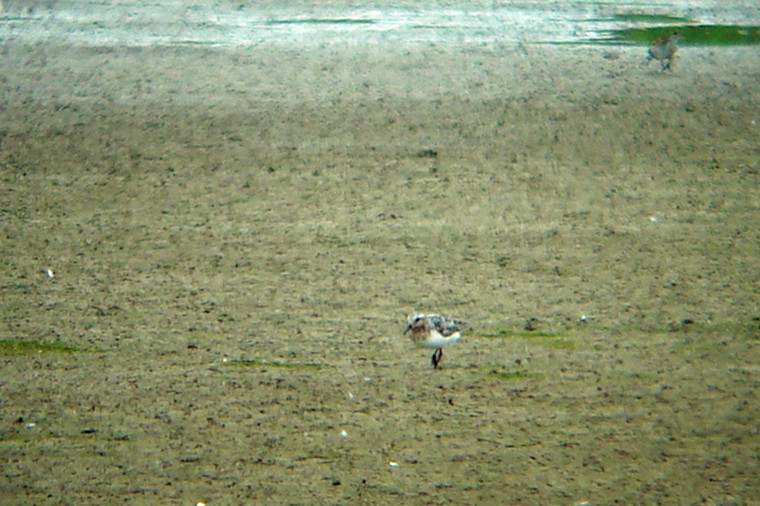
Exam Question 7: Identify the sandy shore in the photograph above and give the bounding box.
[1,36,758,504]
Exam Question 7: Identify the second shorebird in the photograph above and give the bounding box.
[647,33,681,71]
[404,313,468,369]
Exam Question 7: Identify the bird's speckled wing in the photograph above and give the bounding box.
[428,315,468,337]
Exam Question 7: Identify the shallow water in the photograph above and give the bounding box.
[1,0,757,48]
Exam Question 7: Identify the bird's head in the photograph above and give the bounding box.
[404,314,425,333]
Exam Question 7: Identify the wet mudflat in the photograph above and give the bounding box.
[1,15,759,505]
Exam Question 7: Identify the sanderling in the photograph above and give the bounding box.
[646,33,681,71]
[404,313,468,369]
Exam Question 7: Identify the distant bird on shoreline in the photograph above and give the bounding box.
[646,33,681,71]
[404,313,468,369]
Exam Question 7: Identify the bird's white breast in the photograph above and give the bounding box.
[419,330,461,348]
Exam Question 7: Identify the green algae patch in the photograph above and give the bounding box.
[224,358,323,370]
[606,25,760,46]
[479,326,564,340]
[487,369,532,381]
[479,326,575,349]
[0,339,83,356]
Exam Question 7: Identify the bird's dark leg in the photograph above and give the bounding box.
[431,348,443,369]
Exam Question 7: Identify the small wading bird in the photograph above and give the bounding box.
[646,33,681,71]
[404,313,468,369]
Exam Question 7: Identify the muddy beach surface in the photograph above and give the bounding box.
[1,12,759,505]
